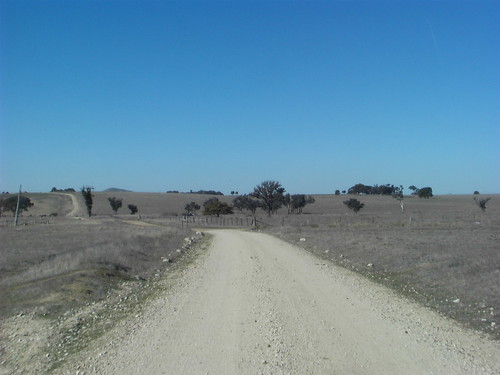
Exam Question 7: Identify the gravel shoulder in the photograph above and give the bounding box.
[56,229,500,374]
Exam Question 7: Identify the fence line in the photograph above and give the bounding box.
[159,215,267,228]
[0,216,51,227]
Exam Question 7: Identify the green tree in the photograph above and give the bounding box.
[128,204,138,214]
[108,197,123,214]
[417,187,433,198]
[203,198,233,217]
[81,186,94,217]
[343,198,365,213]
[251,180,285,216]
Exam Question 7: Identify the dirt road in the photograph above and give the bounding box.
[61,230,499,374]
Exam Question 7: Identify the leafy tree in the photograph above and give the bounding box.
[343,198,365,213]
[335,190,341,195]
[473,191,480,195]
[474,197,491,212]
[185,201,201,215]
[348,183,400,195]
[81,186,94,217]
[203,198,233,217]
[290,194,315,214]
[232,195,260,215]
[251,180,286,216]
[108,197,123,214]
[417,187,433,198]
[128,204,138,214]
[0,196,34,214]
[348,183,372,195]
[408,185,419,195]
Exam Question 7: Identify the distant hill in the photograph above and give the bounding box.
[103,188,133,192]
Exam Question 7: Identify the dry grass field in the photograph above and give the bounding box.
[1,191,499,343]
[0,192,204,321]
[261,194,500,339]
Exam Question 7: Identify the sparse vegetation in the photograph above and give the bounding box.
[108,197,123,214]
[343,198,365,213]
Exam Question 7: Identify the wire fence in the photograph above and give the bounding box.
[0,216,51,227]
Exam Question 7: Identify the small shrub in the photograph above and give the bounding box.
[128,204,138,215]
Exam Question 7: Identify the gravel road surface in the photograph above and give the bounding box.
[60,230,500,374]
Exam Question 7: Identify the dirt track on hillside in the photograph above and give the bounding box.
[59,230,499,374]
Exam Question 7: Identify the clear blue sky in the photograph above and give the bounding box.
[1,0,498,194]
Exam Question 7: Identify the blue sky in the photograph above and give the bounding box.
[1,0,498,194]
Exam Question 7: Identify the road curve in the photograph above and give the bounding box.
[61,230,500,374]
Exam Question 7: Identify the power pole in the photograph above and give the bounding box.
[14,185,21,226]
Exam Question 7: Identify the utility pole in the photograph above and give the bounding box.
[14,185,21,226]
